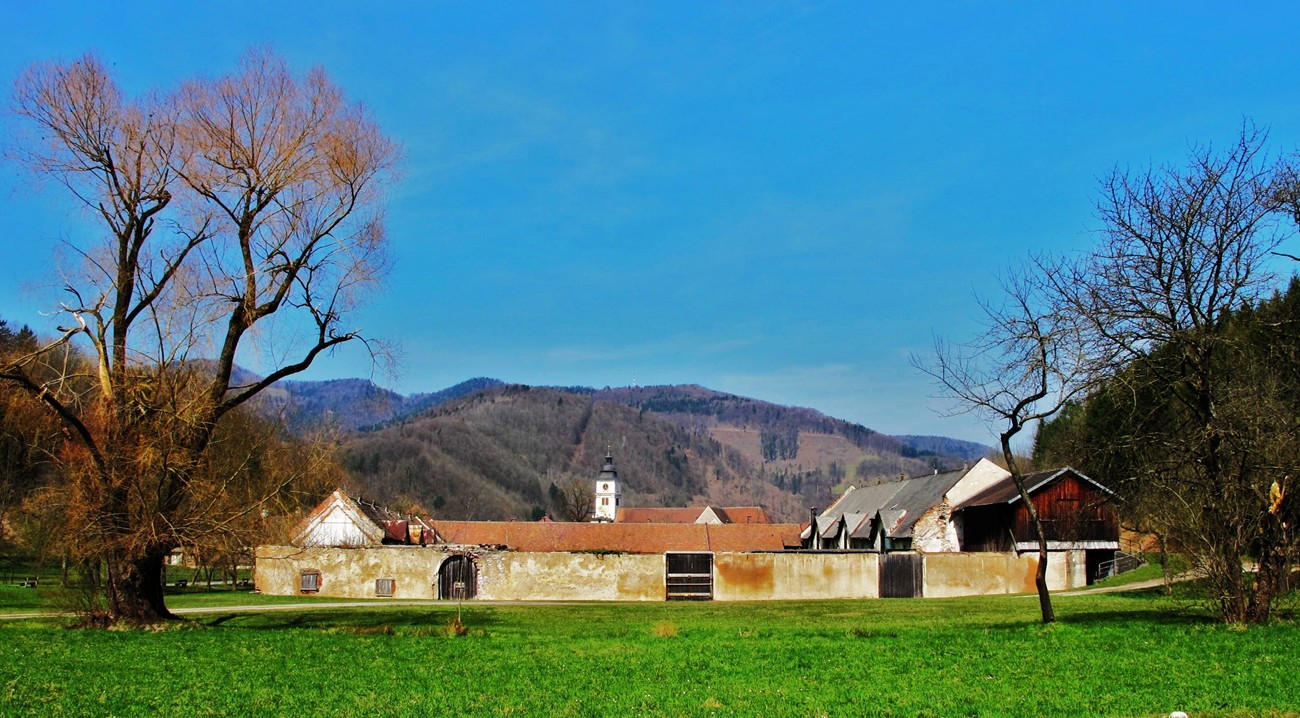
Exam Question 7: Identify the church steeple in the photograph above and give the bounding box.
[593,450,622,522]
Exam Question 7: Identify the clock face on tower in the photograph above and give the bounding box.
[602,483,610,491]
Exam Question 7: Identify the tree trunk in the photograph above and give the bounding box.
[1248,556,1279,624]
[1034,531,1055,624]
[1157,533,1172,596]
[1002,434,1055,624]
[1214,544,1248,624]
[1246,507,1289,624]
[104,545,175,624]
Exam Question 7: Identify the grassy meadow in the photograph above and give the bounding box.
[1,588,1297,717]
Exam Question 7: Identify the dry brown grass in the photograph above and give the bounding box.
[650,619,678,637]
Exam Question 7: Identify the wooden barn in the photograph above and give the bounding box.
[956,467,1119,582]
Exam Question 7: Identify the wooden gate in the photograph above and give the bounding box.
[879,553,923,598]
[438,555,477,600]
[665,552,713,600]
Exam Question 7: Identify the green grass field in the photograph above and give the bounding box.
[0,575,268,615]
[1,589,1297,717]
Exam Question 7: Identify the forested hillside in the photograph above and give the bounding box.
[593,385,980,491]
[334,383,982,522]
[894,435,993,462]
[0,343,988,530]
[339,384,809,521]
[261,377,503,432]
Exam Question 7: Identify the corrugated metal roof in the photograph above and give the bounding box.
[880,509,908,537]
[882,470,965,538]
[844,513,874,539]
[821,482,907,521]
[428,520,802,553]
[819,469,966,540]
[819,516,843,539]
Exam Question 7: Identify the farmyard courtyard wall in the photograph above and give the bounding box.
[256,546,1086,601]
[713,552,879,600]
[921,551,1078,598]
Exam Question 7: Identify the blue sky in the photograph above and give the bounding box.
[4,2,1300,445]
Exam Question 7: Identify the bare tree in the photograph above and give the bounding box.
[1049,125,1296,624]
[2,50,398,624]
[916,265,1103,623]
[550,476,595,522]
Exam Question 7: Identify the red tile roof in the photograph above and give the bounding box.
[614,506,773,524]
[428,520,802,553]
[711,507,771,524]
[615,507,708,523]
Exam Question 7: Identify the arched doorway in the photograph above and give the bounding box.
[438,555,477,600]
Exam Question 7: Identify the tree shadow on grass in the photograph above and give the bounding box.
[970,590,1218,632]
[196,607,501,634]
[1052,607,1216,628]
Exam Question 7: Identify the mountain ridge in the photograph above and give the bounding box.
[269,377,993,522]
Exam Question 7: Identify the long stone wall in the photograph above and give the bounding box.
[255,546,668,601]
[255,546,1083,602]
[257,545,448,599]
[479,552,665,601]
[922,551,1079,598]
[714,552,879,600]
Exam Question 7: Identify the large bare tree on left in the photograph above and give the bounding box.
[2,50,399,624]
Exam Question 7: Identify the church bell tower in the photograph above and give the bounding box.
[593,450,622,522]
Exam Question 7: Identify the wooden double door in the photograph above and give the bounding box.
[438,555,477,600]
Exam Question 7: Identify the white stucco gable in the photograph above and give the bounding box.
[293,490,386,547]
[947,458,1012,508]
[695,507,723,525]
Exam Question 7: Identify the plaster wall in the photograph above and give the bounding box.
[714,552,879,600]
[478,552,664,601]
[1066,550,1088,588]
[256,546,1075,602]
[922,551,1075,598]
[256,545,448,598]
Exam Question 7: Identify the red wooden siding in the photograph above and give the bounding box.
[1012,475,1117,542]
